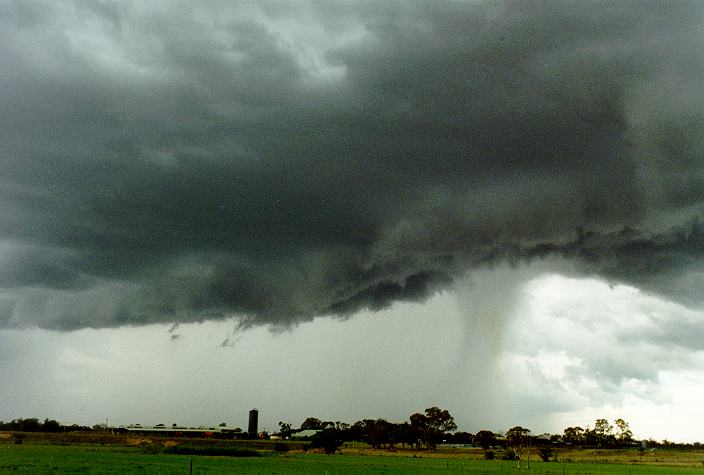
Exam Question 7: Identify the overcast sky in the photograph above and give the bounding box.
[1,1,703,442]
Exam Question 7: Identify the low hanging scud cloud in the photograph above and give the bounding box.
[0,1,702,330]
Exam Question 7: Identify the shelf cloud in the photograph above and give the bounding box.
[1,1,702,330]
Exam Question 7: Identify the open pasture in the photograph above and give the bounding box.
[1,437,703,474]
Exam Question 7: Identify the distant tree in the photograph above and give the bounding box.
[409,413,429,447]
[368,419,395,449]
[301,417,324,430]
[43,419,61,433]
[347,420,366,442]
[447,431,473,444]
[594,419,612,437]
[563,426,584,445]
[506,426,531,448]
[16,418,41,432]
[506,426,531,467]
[350,419,392,449]
[219,422,227,427]
[425,407,457,435]
[614,418,633,445]
[583,427,598,447]
[410,407,456,451]
[278,421,293,438]
[310,428,344,454]
[593,418,615,447]
[394,422,418,448]
[474,430,497,450]
[334,421,350,431]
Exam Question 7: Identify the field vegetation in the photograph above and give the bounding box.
[1,432,703,474]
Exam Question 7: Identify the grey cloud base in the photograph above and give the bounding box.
[1,1,703,329]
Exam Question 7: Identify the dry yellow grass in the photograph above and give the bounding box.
[338,443,704,468]
[555,447,704,468]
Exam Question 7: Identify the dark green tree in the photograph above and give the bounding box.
[409,407,456,451]
[278,421,293,438]
[16,418,41,432]
[310,428,343,454]
[301,417,324,430]
[563,426,584,445]
[506,426,531,467]
[43,419,61,433]
[394,422,418,448]
[368,419,394,449]
[474,430,496,450]
[594,419,612,437]
[593,418,615,447]
[350,419,394,449]
[506,426,531,448]
[614,418,633,446]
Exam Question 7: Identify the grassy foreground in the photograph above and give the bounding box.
[1,440,703,474]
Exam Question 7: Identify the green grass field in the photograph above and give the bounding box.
[1,443,704,474]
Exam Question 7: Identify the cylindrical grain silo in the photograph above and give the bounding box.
[248,408,258,435]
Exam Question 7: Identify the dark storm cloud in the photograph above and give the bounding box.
[1,1,702,329]
[528,219,704,303]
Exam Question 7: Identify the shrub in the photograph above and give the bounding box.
[484,449,495,460]
[273,442,290,453]
[498,448,518,461]
[539,446,554,462]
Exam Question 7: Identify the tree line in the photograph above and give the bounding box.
[277,408,660,455]
[561,418,634,448]
[3,411,701,455]
[0,418,92,433]
[284,407,459,454]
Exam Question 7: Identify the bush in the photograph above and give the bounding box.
[539,446,554,462]
[498,448,518,461]
[484,449,495,460]
[273,442,290,453]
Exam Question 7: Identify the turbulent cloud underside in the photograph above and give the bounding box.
[1,1,703,329]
